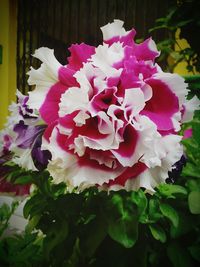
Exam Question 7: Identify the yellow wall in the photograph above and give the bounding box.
[0,0,17,129]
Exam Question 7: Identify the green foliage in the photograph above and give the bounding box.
[149,225,166,243]
[0,232,43,267]
[150,0,200,73]
[160,203,179,228]
[0,201,18,237]
[188,191,200,214]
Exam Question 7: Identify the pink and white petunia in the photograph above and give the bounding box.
[23,19,200,192]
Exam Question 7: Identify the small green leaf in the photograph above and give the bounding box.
[192,120,200,145]
[182,163,200,178]
[108,214,138,248]
[188,191,200,214]
[170,212,195,238]
[148,199,163,222]
[14,175,33,185]
[111,194,123,215]
[23,193,47,219]
[186,179,200,192]
[176,19,193,27]
[160,203,179,227]
[149,225,166,243]
[189,245,200,262]
[43,220,69,259]
[157,184,187,198]
[131,189,147,219]
[25,215,41,232]
[80,217,107,257]
[167,242,193,267]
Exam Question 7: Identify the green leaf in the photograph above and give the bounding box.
[160,203,179,227]
[182,163,200,178]
[0,201,18,237]
[170,212,195,238]
[110,194,123,215]
[188,191,200,214]
[167,242,193,267]
[157,184,187,198]
[23,193,47,219]
[43,219,69,259]
[189,245,200,262]
[80,217,107,257]
[25,215,41,232]
[131,189,148,220]
[186,179,200,192]
[106,193,139,248]
[176,19,193,27]
[108,214,138,248]
[14,175,33,185]
[148,199,163,222]
[192,120,200,145]
[149,225,166,243]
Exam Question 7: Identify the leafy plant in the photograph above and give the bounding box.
[0,201,18,237]
[150,0,200,73]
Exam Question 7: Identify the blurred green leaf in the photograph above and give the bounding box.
[131,189,148,221]
[14,175,33,185]
[148,199,163,222]
[167,242,193,267]
[160,203,179,227]
[188,245,200,262]
[182,163,200,178]
[108,214,138,248]
[149,225,166,243]
[188,191,200,214]
[170,212,195,238]
[157,184,187,198]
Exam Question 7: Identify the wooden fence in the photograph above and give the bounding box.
[17,0,170,93]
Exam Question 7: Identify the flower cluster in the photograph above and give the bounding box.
[1,20,199,193]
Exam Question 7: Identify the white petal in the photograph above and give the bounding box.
[71,164,123,188]
[182,96,200,122]
[90,43,123,77]
[148,38,160,56]
[122,88,146,121]
[59,87,89,117]
[27,47,61,110]
[101,19,127,41]
[11,148,37,171]
[172,111,181,132]
[32,47,61,79]
[73,111,90,126]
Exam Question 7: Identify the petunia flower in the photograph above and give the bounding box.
[20,19,200,192]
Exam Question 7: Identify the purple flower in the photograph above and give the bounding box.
[13,121,51,170]
[166,155,187,183]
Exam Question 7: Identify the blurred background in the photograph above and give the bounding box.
[0,0,199,128]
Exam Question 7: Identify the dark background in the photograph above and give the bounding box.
[17,0,171,93]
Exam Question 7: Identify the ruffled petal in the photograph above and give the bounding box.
[141,75,180,131]
[133,38,160,61]
[39,82,69,123]
[182,96,200,122]
[27,48,61,110]
[101,19,136,46]
[68,43,95,70]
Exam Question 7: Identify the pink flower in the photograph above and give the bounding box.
[26,20,199,192]
[183,128,192,139]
